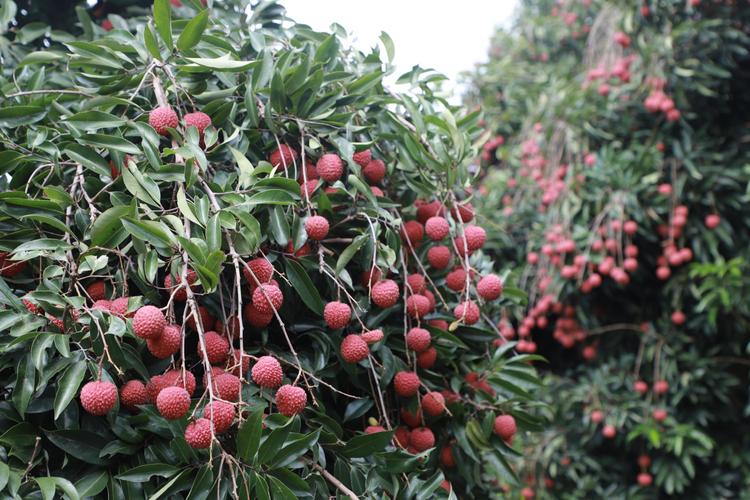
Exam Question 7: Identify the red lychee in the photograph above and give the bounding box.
[634,380,648,395]
[405,294,430,319]
[425,216,450,241]
[110,297,131,317]
[197,331,230,364]
[340,334,369,363]
[185,418,213,448]
[371,280,399,308]
[394,371,420,397]
[86,281,107,301]
[252,284,283,315]
[352,149,372,167]
[417,347,437,369]
[440,446,456,467]
[164,369,196,396]
[421,391,445,416]
[80,380,118,416]
[243,257,274,285]
[360,329,384,344]
[410,427,435,451]
[269,144,298,170]
[304,215,329,241]
[164,269,197,301]
[146,375,169,404]
[637,472,653,487]
[324,301,351,329]
[401,407,422,428]
[406,327,431,353]
[477,274,503,300]
[120,380,147,411]
[184,111,211,135]
[705,214,720,229]
[203,400,235,434]
[602,424,616,438]
[213,373,241,401]
[406,274,426,294]
[451,202,474,223]
[132,305,166,340]
[394,427,410,448]
[400,220,424,248]
[445,268,468,292]
[244,303,273,328]
[275,384,307,416]
[590,410,604,423]
[362,159,386,184]
[146,323,181,359]
[365,425,386,434]
[461,225,486,252]
[427,246,451,269]
[149,106,179,136]
[653,409,667,422]
[493,414,517,441]
[316,153,344,182]
[653,380,668,395]
[454,300,480,325]
[156,386,191,420]
[0,252,26,277]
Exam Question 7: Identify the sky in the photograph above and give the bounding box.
[281,0,519,97]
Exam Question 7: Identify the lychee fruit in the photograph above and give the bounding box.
[149,106,179,136]
[427,246,452,269]
[352,149,372,167]
[316,153,344,183]
[410,427,435,451]
[400,220,424,248]
[477,274,503,300]
[86,281,107,301]
[215,315,241,340]
[252,284,283,315]
[243,257,274,285]
[269,145,298,170]
[244,303,273,328]
[365,425,386,434]
[156,386,191,420]
[120,380,147,411]
[164,369,196,396]
[638,454,651,469]
[203,400,235,434]
[637,472,653,487]
[406,327,431,353]
[213,373,241,401]
[164,269,197,301]
[461,225,486,252]
[360,329,384,344]
[186,305,214,332]
[493,414,517,442]
[653,380,668,395]
[304,215,329,241]
[653,409,667,422]
[340,334,369,364]
[406,274,426,294]
[705,214,720,229]
[324,301,351,329]
[590,410,604,423]
[184,111,211,135]
[197,331,229,364]
[416,347,437,369]
[0,252,26,277]
[394,371,420,397]
[361,268,382,288]
[634,380,648,395]
[440,446,456,467]
[671,310,685,325]
[421,391,446,416]
[146,375,169,404]
[425,216,450,241]
[416,199,444,223]
[80,380,118,416]
[362,159,386,184]
[394,427,410,448]
[110,297,131,317]
[405,294,430,319]
[371,280,399,308]
[132,305,166,340]
[185,418,213,449]
[401,407,422,427]
[229,350,251,377]
[454,300,480,325]
[602,424,616,438]
[146,323,181,359]
[275,384,307,416]
[445,268,468,292]
[451,202,474,223]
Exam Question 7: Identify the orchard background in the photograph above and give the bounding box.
[0,0,748,499]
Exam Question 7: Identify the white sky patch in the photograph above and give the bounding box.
[280,0,518,100]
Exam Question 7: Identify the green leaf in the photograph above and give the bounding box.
[13,354,35,416]
[268,205,290,246]
[64,144,110,177]
[64,111,126,130]
[79,134,140,154]
[144,22,161,59]
[185,54,254,71]
[336,234,368,274]
[153,0,173,49]
[177,186,201,225]
[267,476,297,500]
[90,205,131,248]
[339,431,394,458]
[237,408,264,462]
[0,105,47,127]
[177,10,208,51]
[270,429,321,468]
[257,419,292,465]
[284,259,324,315]
[117,463,180,482]
[45,430,109,465]
[35,477,55,500]
[121,161,162,207]
[53,360,86,419]
[121,218,175,248]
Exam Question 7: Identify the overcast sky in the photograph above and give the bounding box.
[281,0,519,97]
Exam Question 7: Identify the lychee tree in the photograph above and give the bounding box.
[467,0,750,497]
[0,0,541,498]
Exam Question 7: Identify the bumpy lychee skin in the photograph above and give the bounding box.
[198,331,230,364]
[164,269,197,302]
[244,303,273,328]
[86,281,107,301]
[352,149,372,167]
[80,381,118,416]
[269,144,298,170]
[304,216,330,241]
[156,386,191,420]
[427,246,452,269]
[185,418,213,449]
[275,384,307,416]
[416,199,445,223]
[371,279,399,308]
[360,329,384,345]
[406,327,431,353]
[324,301,351,329]
[406,274,426,294]
[243,257,274,285]
[454,300,480,325]
[452,202,475,223]
[132,305,166,340]
[410,427,435,451]
[440,446,456,468]
[493,414,517,441]
[110,297,130,317]
[422,391,446,416]
[251,356,283,389]
[203,400,235,434]
[186,305,214,332]
[365,425,386,434]
[252,284,284,315]
[146,375,169,404]
[400,220,424,248]
[405,294,431,319]
[394,427,411,448]
[23,299,41,315]
[149,106,179,136]
[341,334,370,364]
[393,371,420,397]
[401,407,422,428]
[0,252,26,277]
[477,274,503,300]
[362,159,386,184]
[147,324,181,359]
[213,373,241,401]
[164,369,196,396]
[417,347,437,369]
[184,111,211,134]
[445,268,467,292]
[120,380,147,411]
[92,299,110,312]
[425,217,450,241]
[316,153,344,182]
